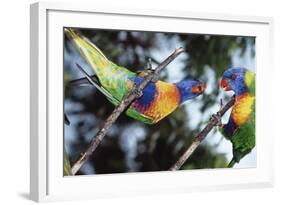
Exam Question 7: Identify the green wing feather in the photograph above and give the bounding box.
[230,111,255,163]
[65,28,154,124]
[223,101,255,166]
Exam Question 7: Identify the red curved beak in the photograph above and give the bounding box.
[220,79,231,91]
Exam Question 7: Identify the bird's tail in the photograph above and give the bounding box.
[64,28,112,80]
[227,158,236,168]
[70,74,98,87]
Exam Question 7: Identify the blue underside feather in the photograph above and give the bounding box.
[224,117,237,139]
[131,76,157,108]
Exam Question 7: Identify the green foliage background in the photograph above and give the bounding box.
[63,28,255,175]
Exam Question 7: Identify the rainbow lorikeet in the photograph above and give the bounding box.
[65,28,206,124]
[220,67,255,167]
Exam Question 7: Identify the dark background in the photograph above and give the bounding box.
[63,28,255,175]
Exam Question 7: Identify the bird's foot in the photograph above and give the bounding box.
[151,75,159,83]
[136,58,159,83]
[145,57,159,83]
[146,57,152,70]
[137,58,155,77]
[212,98,224,127]
[137,69,154,76]
[211,113,223,127]
[133,88,143,98]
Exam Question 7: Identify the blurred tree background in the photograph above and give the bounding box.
[63,28,255,175]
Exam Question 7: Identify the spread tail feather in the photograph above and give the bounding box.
[64,28,136,99]
[70,75,97,86]
[64,28,111,79]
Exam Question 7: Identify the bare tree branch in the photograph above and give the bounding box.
[71,47,185,175]
[169,95,235,171]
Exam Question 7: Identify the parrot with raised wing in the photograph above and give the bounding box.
[220,67,255,167]
[64,28,206,124]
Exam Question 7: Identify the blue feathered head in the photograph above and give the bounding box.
[176,79,206,103]
[220,67,248,96]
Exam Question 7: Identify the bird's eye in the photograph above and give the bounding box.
[231,74,237,80]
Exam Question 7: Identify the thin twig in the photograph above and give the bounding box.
[71,47,185,175]
[169,95,235,171]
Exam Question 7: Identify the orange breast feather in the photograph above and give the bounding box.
[232,93,255,126]
[144,81,180,123]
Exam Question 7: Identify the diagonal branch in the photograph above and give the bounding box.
[71,47,185,175]
[169,95,235,171]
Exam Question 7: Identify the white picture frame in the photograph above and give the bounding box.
[30,2,274,202]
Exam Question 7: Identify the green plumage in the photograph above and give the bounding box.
[228,106,255,167]
[220,68,255,168]
[65,28,154,124]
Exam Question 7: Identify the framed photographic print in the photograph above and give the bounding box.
[30,2,274,202]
